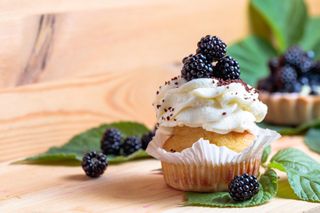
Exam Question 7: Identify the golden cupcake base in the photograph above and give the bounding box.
[260,92,320,125]
[161,159,260,192]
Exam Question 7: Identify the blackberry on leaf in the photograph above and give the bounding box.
[213,56,240,80]
[101,128,122,156]
[122,136,142,156]
[141,131,155,150]
[181,54,213,81]
[228,173,259,201]
[196,35,227,62]
[82,151,108,178]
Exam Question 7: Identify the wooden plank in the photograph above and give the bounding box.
[0,67,180,162]
[0,0,250,88]
[0,137,319,212]
[0,0,319,88]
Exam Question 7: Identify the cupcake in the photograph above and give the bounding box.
[147,35,280,192]
[258,46,320,125]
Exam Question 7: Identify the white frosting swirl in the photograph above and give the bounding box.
[154,77,267,134]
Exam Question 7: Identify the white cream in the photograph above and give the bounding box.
[154,77,267,134]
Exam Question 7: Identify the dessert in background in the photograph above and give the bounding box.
[147,35,280,192]
[258,46,320,125]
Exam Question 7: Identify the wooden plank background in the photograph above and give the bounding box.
[0,0,319,162]
[0,1,320,212]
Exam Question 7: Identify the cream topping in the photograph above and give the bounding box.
[153,77,267,134]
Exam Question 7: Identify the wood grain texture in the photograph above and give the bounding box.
[0,0,319,212]
[0,137,319,212]
[0,0,319,87]
[0,67,179,162]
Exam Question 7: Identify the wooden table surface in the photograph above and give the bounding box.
[1,136,320,213]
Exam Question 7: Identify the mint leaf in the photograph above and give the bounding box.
[261,145,271,164]
[270,148,320,202]
[228,35,277,85]
[259,119,320,135]
[250,0,307,52]
[270,148,320,173]
[186,169,278,207]
[299,17,320,59]
[287,169,320,202]
[17,121,150,165]
[305,128,320,154]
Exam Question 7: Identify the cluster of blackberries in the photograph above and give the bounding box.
[258,46,320,94]
[181,35,240,81]
[82,128,155,178]
[228,173,260,201]
[101,128,155,156]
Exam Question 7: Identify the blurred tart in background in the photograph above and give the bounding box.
[258,46,320,125]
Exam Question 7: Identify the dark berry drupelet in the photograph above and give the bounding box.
[82,151,108,178]
[196,35,227,62]
[141,130,156,150]
[228,173,260,201]
[181,54,214,81]
[122,136,142,156]
[101,128,122,155]
[213,56,240,80]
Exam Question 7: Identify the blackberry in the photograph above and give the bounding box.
[283,46,304,67]
[257,77,274,92]
[311,61,320,73]
[213,56,240,80]
[228,173,259,201]
[276,65,297,91]
[181,54,213,81]
[298,56,313,74]
[101,128,122,156]
[122,136,142,156]
[196,35,227,62]
[268,57,281,74]
[82,151,108,178]
[141,131,155,150]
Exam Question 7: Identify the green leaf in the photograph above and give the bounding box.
[17,121,151,165]
[287,169,320,202]
[261,145,271,164]
[250,0,307,52]
[304,128,320,154]
[228,35,277,85]
[259,119,320,135]
[270,148,320,173]
[269,148,320,202]
[186,169,278,208]
[299,17,320,59]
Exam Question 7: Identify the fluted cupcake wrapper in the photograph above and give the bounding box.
[146,127,280,192]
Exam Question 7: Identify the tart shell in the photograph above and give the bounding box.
[259,92,320,125]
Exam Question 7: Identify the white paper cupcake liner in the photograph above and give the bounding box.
[147,127,280,166]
